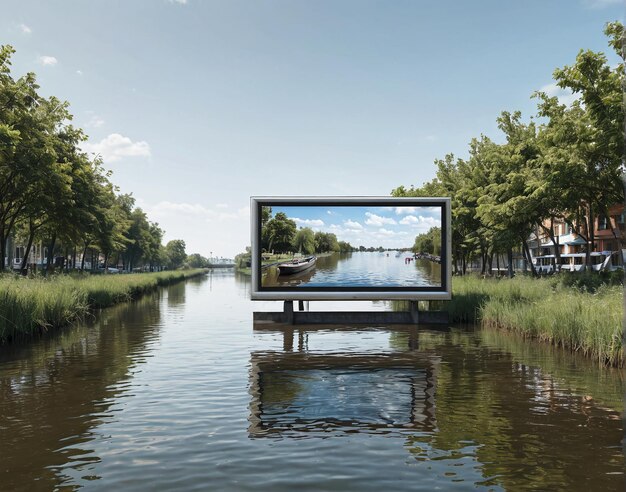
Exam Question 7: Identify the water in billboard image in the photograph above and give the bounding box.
[259,205,442,288]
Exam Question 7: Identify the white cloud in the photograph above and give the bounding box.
[293,217,325,227]
[85,115,105,128]
[82,133,151,162]
[539,83,580,107]
[399,215,419,225]
[38,56,57,66]
[399,215,441,228]
[364,212,396,226]
[76,70,83,76]
[344,220,363,230]
[168,0,188,4]
[216,203,229,209]
[19,24,31,34]
[377,228,396,236]
[395,207,416,215]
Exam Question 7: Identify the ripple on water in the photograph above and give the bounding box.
[0,273,623,491]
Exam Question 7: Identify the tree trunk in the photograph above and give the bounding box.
[81,242,89,271]
[19,228,36,275]
[507,248,514,278]
[522,237,537,277]
[539,220,562,273]
[1,228,8,272]
[588,202,596,271]
[45,233,57,276]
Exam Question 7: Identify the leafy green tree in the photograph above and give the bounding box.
[413,227,441,255]
[533,22,624,270]
[186,253,208,268]
[313,231,339,253]
[337,241,353,252]
[0,46,64,271]
[165,239,187,269]
[292,227,315,254]
[265,212,296,253]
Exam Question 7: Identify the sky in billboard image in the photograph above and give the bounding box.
[270,205,441,250]
[260,205,443,289]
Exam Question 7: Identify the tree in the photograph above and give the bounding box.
[265,212,296,253]
[0,46,65,271]
[292,227,315,254]
[337,241,353,252]
[313,231,339,253]
[186,253,208,268]
[533,22,624,270]
[165,239,186,269]
[413,227,441,256]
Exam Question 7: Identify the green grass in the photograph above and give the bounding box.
[0,269,207,344]
[445,274,624,367]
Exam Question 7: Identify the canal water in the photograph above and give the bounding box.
[0,271,623,491]
[264,251,441,288]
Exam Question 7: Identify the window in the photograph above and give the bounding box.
[598,215,608,230]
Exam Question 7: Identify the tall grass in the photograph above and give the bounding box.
[0,269,207,343]
[447,275,624,367]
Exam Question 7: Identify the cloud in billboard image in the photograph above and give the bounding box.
[257,202,443,289]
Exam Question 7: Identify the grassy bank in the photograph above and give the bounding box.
[444,274,623,367]
[0,269,207,344]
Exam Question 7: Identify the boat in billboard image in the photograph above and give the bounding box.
[277,256,317,275]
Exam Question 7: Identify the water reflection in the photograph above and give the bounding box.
[249,350,438,437]
[0,285,182,491]
[250,324,625,491]
[0,273,623,491]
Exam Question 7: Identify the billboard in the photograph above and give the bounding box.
[250,197,451,300]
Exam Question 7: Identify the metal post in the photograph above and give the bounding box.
[283,300,294,324]
[409,300,419,324]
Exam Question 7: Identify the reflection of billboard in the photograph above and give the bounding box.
[250,197,451,300]
[248,352,438,437]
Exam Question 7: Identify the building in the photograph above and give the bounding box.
[528,204,624,273]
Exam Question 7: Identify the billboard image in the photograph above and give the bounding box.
[251,197,451,300]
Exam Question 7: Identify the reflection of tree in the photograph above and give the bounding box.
[413,258,441,284]
[0,287,182,490]
[402,330,624,490]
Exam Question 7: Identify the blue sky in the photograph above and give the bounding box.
[1,0,623,257]
[271,205,441,249]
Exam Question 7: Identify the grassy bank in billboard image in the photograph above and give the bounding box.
[258,204,443,289]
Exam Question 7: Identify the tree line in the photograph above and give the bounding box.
[261,208,355,254]
[394,22,624,276]
[0,45,189,273]
[413,227,441,257]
